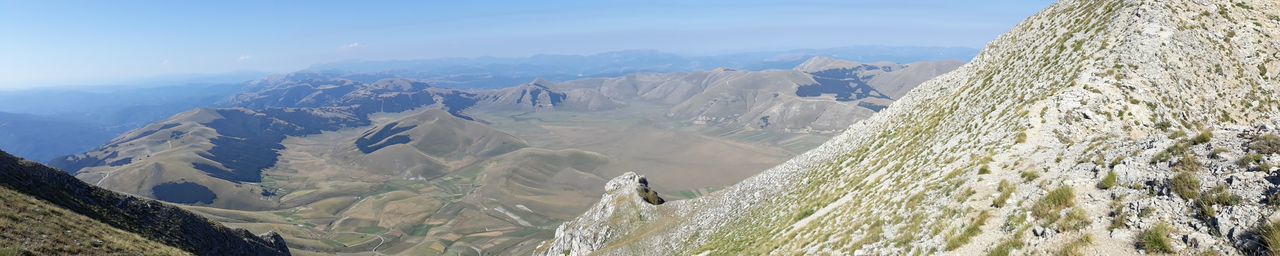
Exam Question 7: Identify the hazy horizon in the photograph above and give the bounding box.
[1,0,1053,89]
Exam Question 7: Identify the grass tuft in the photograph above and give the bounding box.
[1097,171,1117,189]
[1260,219,1280,255]
[1021,171,1040,182]
[1055,234,1094,256]
[1170,172,1201,200]
[988,239,1023,256]
[1136,223,1174,253]
[1108,199,1128,230]
[1057,207,1091,231]
[1239,153,1265,168]
[1190,130,1212,145]
[1032,186,1075,224]
[994,180,1014,207]
[1201,185,1241,206]
[947,211,991,250]
[1250,134,1280,154]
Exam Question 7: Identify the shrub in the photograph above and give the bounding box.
[1032,186,1076,224]
[979,165,991,175]
[1170,130,1187,139]
[1136,223,1174,253]
[1155,121,1172,131]
[1261,219,1280,255]
[1097,171,1118,189]
[1251,134,1280,154]
[1171,172,1201,200]
[1016,131,1028,144]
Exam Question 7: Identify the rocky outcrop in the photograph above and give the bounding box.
[0,149,291,255]
[539,173,665,255]
[543,0,1280,254]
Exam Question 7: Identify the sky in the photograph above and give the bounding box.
[0,0,1054,89]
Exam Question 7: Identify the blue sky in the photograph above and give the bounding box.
[0,0,1054,88]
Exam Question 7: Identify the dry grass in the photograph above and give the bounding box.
[0,187,188,255]
[1250,134,1280,154]
[947,211,991,250]
[1032,186,1076,224]
[1136,223,1174,253]
[994,180,1014,207]
[1057,208,1091,231]
[1171,172,1201,200]
[1097,171,1117,189]
[1055,234,1094,256]
[1261,219,1280,255]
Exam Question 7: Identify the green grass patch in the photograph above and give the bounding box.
[1097,171,1117,189]
[1136,223,1174,253]
[1202,185,1242,206]
[1239,153,1265,168]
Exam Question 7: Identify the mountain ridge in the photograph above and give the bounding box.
[541,0,1280,254]
[0,149,291,255]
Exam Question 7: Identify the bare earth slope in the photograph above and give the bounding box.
[542,0,1280,255]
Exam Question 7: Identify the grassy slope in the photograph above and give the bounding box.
[0,186,188,255]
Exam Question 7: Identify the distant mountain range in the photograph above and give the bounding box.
[0,47,974,164]
[43,55,958,254]
[308,47,977,89]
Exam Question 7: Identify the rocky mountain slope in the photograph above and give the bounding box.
[0,150,290,255]
[541,0,1280,255]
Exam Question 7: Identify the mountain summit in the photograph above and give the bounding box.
[542,0,1280,254]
